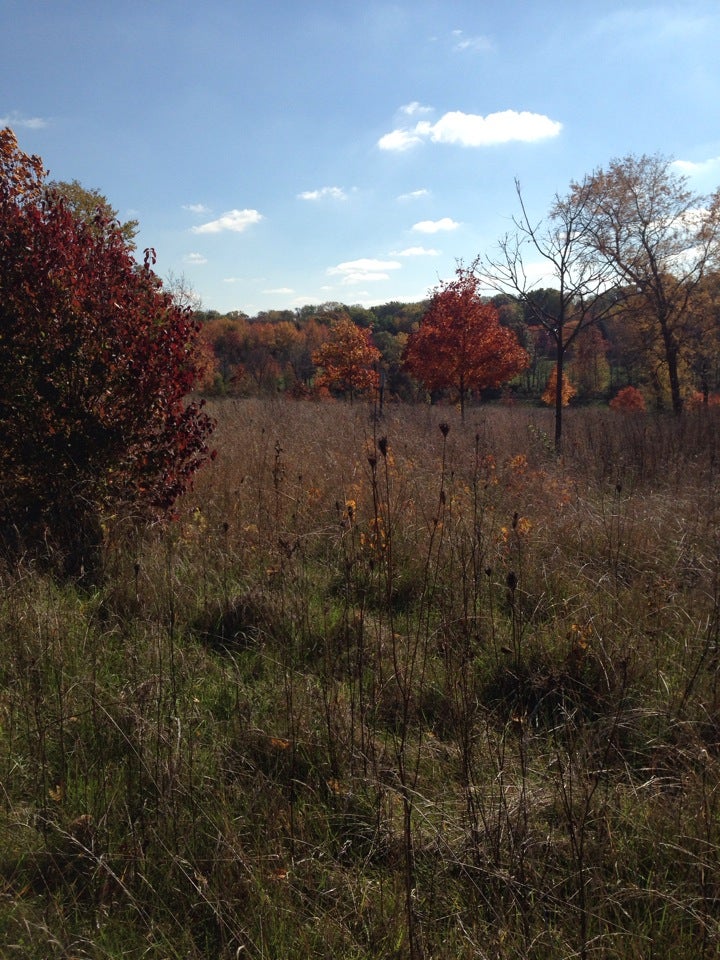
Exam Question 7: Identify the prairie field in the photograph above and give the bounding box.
[2,398,720,959]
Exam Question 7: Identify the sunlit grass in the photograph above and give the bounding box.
[1,397,719,958]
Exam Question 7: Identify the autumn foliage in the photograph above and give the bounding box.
[312,316,380,400]
[403,265,528,417]
[542,367,577,407]
[0,128,214,576]
[609,385,646,413]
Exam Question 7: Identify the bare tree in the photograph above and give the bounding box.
[478,180,618,451]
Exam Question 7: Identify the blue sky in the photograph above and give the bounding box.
[3,0,720,315]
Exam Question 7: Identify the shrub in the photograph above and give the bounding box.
[609,385,646,413]
[685,390,720,410]
[0,128,214,577]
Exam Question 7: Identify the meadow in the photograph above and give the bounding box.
[1,397,719,959]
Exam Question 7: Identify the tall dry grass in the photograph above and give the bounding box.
[1,397,719,959]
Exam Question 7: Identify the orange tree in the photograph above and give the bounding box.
[312,315,380,401]
[0,128,214,578]
[403,264,528,419]
[542,366,576,407]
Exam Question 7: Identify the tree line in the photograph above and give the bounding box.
[194,271,720,412]
[194,153,720,449]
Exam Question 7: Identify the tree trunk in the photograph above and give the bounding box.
[554,351,564,453]
[659,312,683,415]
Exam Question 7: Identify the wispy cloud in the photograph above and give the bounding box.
[593,9,711,45]
[183,203,211,214]
[192,209,263,234]
[298,186,347,201]
[327,258,402,284]
[401,101,433,116]
[378,128,425,152]
[412,218,459,234]
[0,111,48,129]
[393,246,440,256]
[397,188,430,201]
[183,252,208,265]
[264,286,294,295]
[379,108,562,151]
[452,29,493,52]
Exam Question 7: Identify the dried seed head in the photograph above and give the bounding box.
[378,436,388,458]
[439,422,450,437]
[506,570,518,592]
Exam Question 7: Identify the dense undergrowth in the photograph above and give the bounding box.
[1,398,720,959]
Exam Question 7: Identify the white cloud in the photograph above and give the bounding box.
[0,111,48,129]
[379,108,562,151]
[412,218,460,234]
[184,252,208,265]
[192,209,263,234]
[397,188,430,201]
[378,128,425,152]
[432,110,562,145]
[327,257,402,285]
[264,286,294,295]
[298,186,347,201]
[672,157,720,179]
[183,203,210,214]
[394,246,440,256]
[401,101,433,116]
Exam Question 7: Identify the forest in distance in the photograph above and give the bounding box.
[190,153,720,426]
[191,292,647,404]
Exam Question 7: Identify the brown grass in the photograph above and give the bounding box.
[1,397,719,959]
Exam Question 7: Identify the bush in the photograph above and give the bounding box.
[0,128,214,577]
[609,385,646,413]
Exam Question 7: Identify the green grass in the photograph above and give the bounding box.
[1,398,720,958]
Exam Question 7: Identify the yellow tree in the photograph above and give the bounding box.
[312,316,380,401]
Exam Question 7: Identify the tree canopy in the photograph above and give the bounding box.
[46,178,140,247]
[564,153,720,413]
[403,264,528,419]
[312,316,380,401]
[0,128,214,578]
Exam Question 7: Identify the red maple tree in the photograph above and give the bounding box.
[403,265,528,418]
[0,128,214,577]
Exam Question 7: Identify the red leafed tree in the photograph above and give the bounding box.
[403,265,528,418]
[609,385,646,413]
[0,128,214,577]
[312,316,380,401]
